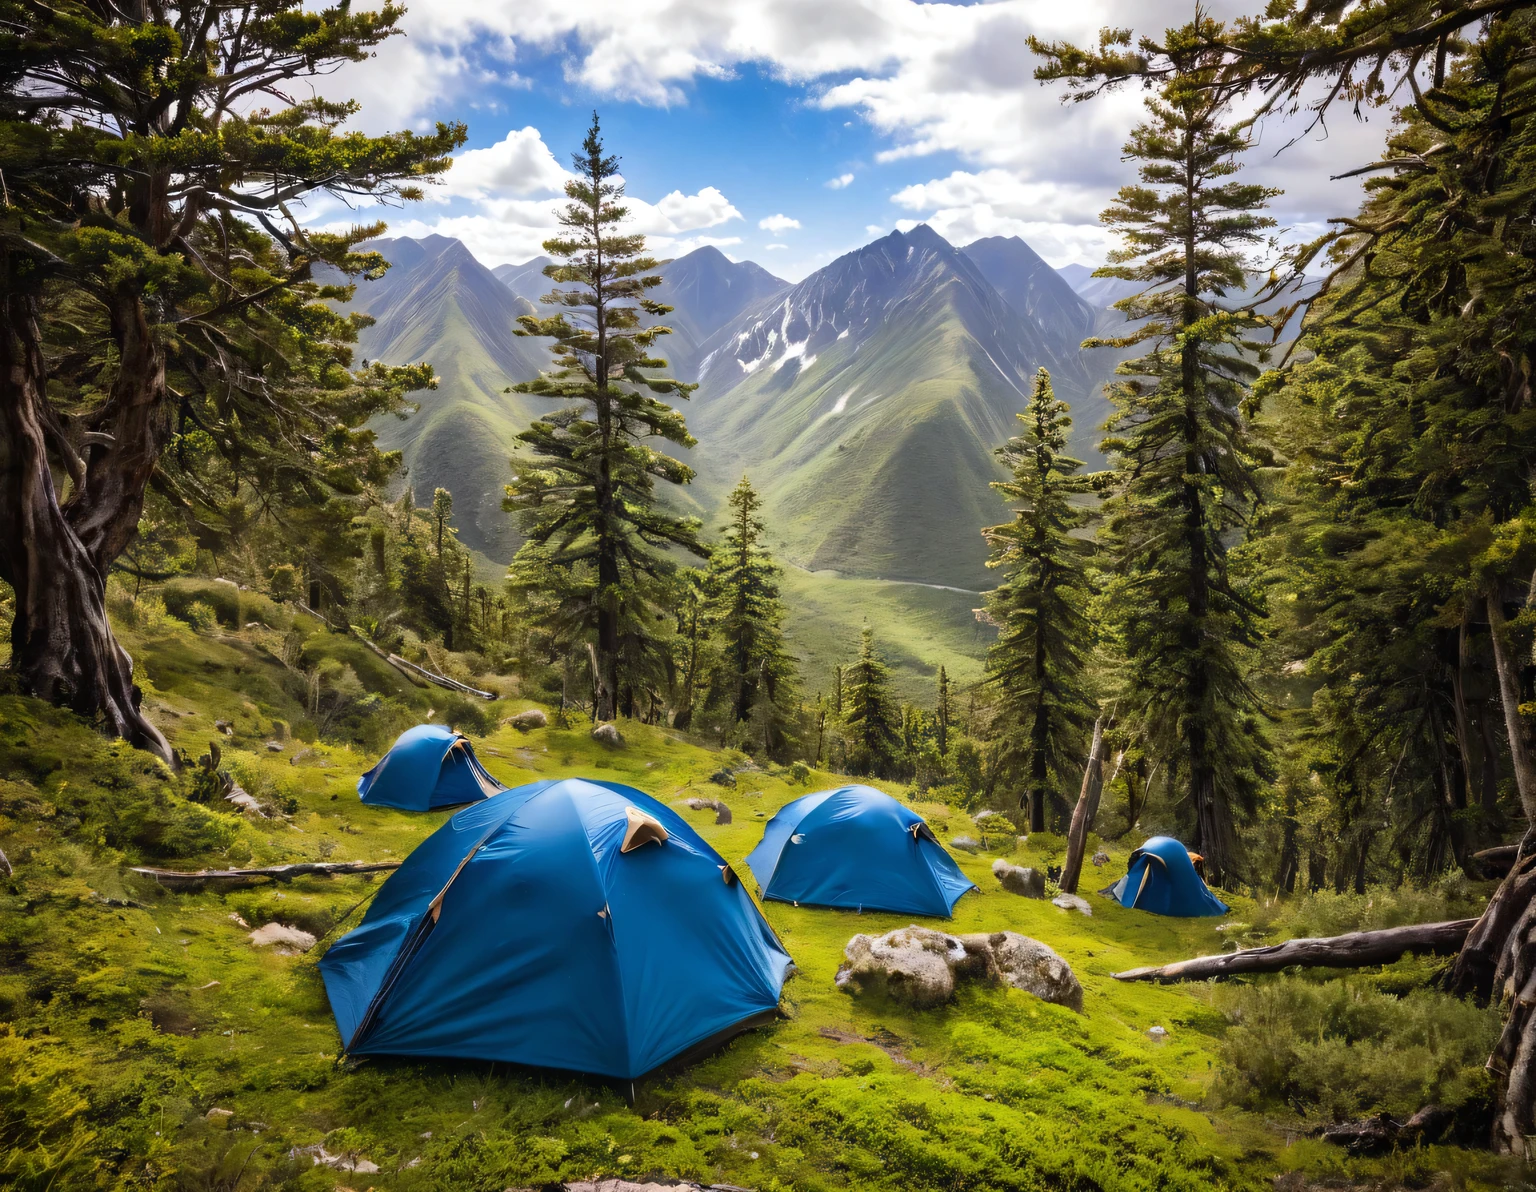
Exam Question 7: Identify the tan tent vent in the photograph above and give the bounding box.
[719,864,737,886]
[910,821,938,844]
[621,806,669,853]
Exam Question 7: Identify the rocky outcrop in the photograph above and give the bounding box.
[591,723,625,748]
[836,925,1082,1012]
[508,708,548,731]
[992,858,1046,898]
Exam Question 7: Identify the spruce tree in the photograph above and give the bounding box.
[702,476,797,756]
[936,665,952,758]
[1082,22,1277,878]
[505,113,704,720]
[983,368,1097,832]
[844,625,901,778]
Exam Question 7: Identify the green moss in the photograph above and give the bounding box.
[0,612,1516,1191]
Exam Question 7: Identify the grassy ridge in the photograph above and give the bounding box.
[0,612,1515,1191]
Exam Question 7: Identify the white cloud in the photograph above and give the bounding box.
[318,0,1387,272]
[640,187,742,232]
[826,173,855,189]
[765,243,790,250]
[865,224,884,235]
[758,213,801,234]
[439,126,571,201]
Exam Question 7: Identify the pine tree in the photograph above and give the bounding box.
[1086,21,1278,879]
[0,0,460,761]
[844,626,901,778]
[983,368,1098,832]
[935,665,952,758]
[702,476,797,756]
[504,113,704,721]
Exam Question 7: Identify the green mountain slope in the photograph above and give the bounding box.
[688,225,1092,588]
[346,236,550,560]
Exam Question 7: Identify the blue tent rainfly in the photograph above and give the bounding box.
[1106,836,1230,917]
[320,778,793,1081]
[357,724,505,811]
[745,785,976,917]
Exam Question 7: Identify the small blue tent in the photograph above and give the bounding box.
[1106,836,1229,917]
[745,785,976,917]
[357,724,505,811]
[320,778,792,1081]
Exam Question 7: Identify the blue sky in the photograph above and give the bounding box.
[304,0,1385,283]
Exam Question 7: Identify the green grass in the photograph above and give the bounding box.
[0,612,1523,1191]
[779,566,991,704]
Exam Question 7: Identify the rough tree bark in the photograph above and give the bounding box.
[0,266,172,763]
[1059,716,1109,894]
[1447,852,1536,999]
[1113,918,1478,983]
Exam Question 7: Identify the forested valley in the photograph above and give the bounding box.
[4,2,1536,1190]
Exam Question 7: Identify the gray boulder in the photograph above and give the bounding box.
[993,858,1046,898]
[590,723,624,748]
[836,925,964,1008]
[837,925,1082,1012]
[961,931,1084,1012]
[715,803,732,825]
[708,769,737,788]
[509,709,548,732]
[950,834,982,852]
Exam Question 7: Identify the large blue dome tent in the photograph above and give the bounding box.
[357,724,505,811]
[1105,836,1229,917]
[320,778,793,1083]
[745,785,976,917]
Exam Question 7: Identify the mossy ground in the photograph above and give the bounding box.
[0,610,1527,1191]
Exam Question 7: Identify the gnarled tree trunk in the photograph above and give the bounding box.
[0,259,172,764]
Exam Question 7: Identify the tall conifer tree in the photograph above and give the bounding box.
[702,476,797,756]
[983,368,1097,832]
[1075,21,1277,878]
[505,114,704,720]
[844,625,901,778]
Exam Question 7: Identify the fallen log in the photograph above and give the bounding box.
[1474,843,1520,879]
[1113,918,1479,983]
[129,861,401,890]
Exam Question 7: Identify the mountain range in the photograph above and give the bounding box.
[343,227,1128,585]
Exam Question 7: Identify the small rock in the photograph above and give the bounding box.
[206,1107,234,1120]
[684,797,720,812]
[950,835,981,852]
[214,720,234,736]
[228,913,250,928]
[1147,1025,1168,1040]
[224,786,267,817]
[508,708,548,732]
[249,922,317,953]
[708,769,737,788]
[715,804,732,825]
[1051,893,1092,916]
[992,858,1046,898]
[1091,850,1110,867]
[591,723,625,748]
[265,740,283,752]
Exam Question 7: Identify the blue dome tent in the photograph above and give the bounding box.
[1105,836,1229,917]
[357,724,505,811]
[320,778,793,1082]
[745,785,976,917]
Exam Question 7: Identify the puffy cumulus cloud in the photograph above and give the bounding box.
[826,173,855,189]
[438,127,571,201]
[324,0,1381,269]
[632,186,743,233]
[889,170,1118,264]
[758,213,801,233]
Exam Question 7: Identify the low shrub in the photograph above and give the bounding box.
[1209,976,1501,1123]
